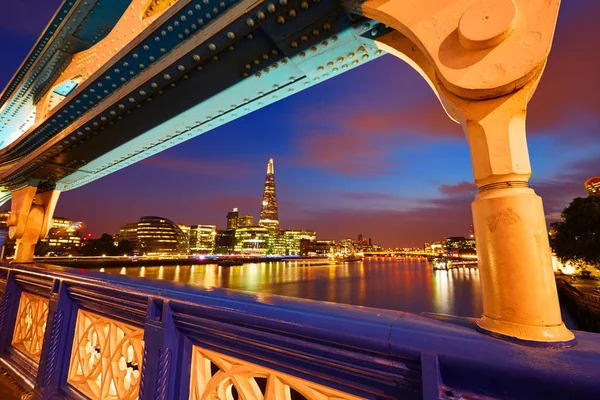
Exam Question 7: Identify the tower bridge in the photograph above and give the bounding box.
[1,1,599,398]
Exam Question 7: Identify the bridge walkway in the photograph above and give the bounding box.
[0,367,29,400]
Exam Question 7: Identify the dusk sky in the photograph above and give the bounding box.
[1,0,599,247]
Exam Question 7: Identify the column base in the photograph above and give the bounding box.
[477,315,577,348]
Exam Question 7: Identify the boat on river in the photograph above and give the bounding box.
[217,259,245,267]
[431,257,478,270]
[330,253,365,263]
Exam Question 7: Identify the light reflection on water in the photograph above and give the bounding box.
[95,258,483,317]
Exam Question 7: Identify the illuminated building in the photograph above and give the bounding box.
[189,225,216,254]
[301,240,335,256]
[0,212,84,255]
[234,226,272,254]
[178,224,191,237]
[258,158,279,230]
[428,241,444,253]
[585,176,600,196]
[178,224,191,253]
[214,230,235,254]
[42,217,84,254]
[339,238,354,250]
[281,230,316,255]
[120,216,188,255]
[119,222,139,249]
[444,237,476,256]
[226,208,239,230]
[237,215,254,227]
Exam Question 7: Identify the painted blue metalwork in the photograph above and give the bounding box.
[0,0,393,198]
[0,0,132,151]
[52,80,79,97]
[0,263,599,399]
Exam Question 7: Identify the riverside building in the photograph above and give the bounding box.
[119,216,188,255]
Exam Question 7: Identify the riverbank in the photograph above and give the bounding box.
[29,255,334,268]
[556,276,600,333]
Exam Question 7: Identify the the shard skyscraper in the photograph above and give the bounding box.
[258,158,279,229]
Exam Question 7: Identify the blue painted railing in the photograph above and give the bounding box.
[0,263,599,400]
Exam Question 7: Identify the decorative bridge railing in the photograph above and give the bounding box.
[0,264,599,400]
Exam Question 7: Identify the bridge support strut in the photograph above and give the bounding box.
[8,185,60,263]
[354,0,575,345]
[462,86,575,346]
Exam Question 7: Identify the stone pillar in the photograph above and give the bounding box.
[355,0,572,344]
[461,87,575,345]
[8,186,60,263]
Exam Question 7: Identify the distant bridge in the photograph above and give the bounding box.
[363,251,432,257]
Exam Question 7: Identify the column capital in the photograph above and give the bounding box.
[351,0,561,100]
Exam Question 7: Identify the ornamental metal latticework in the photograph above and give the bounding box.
[258,158,279,230]
[11,291,49,361]
[67,309,144,400]
[189,346,364,400]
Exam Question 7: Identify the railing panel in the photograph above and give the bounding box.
[11,291,49,362]
[67,309,145,400]
[190,345,365,400]
[65,284,148,325]
[13,272,53,298]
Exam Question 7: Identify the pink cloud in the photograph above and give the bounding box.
[527,2,600,132]
[439,182,477,195]
[294,129,402,175]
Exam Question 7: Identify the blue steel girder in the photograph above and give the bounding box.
[0,0,133,152]
[0,0,393,194]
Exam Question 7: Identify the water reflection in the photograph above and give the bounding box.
[95,259,484,317]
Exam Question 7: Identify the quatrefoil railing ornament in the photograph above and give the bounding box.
[11,291,49,362]
[67,309,144,400]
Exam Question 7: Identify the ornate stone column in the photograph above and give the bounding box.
[349,0,575,344]
[8,185,60,263]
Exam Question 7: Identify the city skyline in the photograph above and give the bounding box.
[0,0,598,247]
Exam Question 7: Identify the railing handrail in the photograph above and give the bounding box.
[1,263,600,399]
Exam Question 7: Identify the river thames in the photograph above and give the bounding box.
[98,258,484,317]
[91,257,580,327]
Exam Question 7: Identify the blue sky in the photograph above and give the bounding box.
[0,0,598,247]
